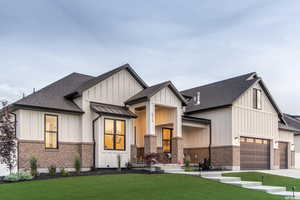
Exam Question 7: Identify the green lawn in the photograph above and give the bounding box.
[223,172,300,192]
[0,174,283,200]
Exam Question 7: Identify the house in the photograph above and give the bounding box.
[0,64,298,175]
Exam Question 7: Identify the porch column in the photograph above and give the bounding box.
[172,107,184,164]
[144,101,157,154]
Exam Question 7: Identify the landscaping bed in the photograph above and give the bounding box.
[0,169,161,184]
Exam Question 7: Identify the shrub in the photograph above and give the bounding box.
[18,171,33,180]
[60,168,69,177]
[3,173,20,182]
[3,172,33,182]
[48,165,57,176]
[30,157,38,177]
[125,162,133,169]
[184,159,190,169]
[74,157,81,174]
[145,153,160,166]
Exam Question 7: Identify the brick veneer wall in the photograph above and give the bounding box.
[211,146,240,169]
[18,141,93,170]
[184,147,209,164]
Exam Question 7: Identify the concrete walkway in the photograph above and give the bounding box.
[259,169,300,179]
[164,169,300,199]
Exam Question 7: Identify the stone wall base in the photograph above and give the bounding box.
[144,135,157,154]
[211,146,240,169]
[171,137,184,164]
[184,147,209,163]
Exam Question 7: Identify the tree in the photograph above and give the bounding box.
[0,101,17,174]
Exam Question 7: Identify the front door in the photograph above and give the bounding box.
[162,128,172,153]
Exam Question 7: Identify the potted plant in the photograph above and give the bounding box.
[145,153,160,172]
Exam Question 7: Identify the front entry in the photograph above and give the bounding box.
[279,142,288,169]
[240,137,270,170]
[162,128,172,163]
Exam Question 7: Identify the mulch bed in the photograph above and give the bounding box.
[0,169,163,185]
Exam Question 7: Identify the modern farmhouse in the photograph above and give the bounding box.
[1,64,300,175]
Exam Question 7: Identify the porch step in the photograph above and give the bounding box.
[226,181,262,187]
[244,185,286,193]
[206,176,241,182]
[200,172,223,178]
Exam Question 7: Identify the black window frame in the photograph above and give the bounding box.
[104,118,126,151]
[162,128,173,153]
[253,88,262,110]
[44,114,59,149]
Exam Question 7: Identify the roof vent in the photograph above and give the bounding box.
[194,91,201,105]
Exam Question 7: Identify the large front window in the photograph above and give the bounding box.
[45,114,58,149]
[104,119,126,151]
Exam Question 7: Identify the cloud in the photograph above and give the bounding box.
[0,0,299,113]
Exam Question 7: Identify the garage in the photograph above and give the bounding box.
[240,137,270,170]
[279,142,288,169]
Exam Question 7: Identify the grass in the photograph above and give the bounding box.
[0,174,283,200]
[223,172,300,192]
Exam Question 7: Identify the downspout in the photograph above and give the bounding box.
[92,115,101,169]
[208,121,212,166]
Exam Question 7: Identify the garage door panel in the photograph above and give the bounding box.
[279,142,288,169]
[240,137,270,170]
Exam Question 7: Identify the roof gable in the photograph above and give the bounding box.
[66,64,148,98]
[125,81,187,106]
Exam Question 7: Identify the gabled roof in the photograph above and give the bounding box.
[91,102,137,118]
[65,64,148,98]
[181,72,284,121]
[279,114,300,133]
[13,73,94,113]
[181,72,258,113]
[125,81,187,106]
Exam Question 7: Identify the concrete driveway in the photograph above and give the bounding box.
[259,169,300,179]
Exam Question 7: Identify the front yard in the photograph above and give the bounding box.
[0,174,283,200]
[223,172,300,192]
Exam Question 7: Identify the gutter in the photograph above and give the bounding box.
[92,115,101,169]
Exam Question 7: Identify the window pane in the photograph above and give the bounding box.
[115,135,125,150]
[104,135,114,150]
[116,120,125,135]
[163,129,171,140]
[256,139,262,144]
[45,132,57,148]
[163,141,171,152]
[253,89,257,109]
[246,138,254,143]
[257,90,262,109]
[105,119,114,134]
[45,115,57,132]
[240,137,245,142]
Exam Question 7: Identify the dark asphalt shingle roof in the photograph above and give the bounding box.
[91,102,137,118]
[13,73,94,113]
[125,81,187,106]
[279,114,300,133]
[66,64,148,98]
[181,72,259,113]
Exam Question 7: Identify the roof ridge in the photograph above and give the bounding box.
[181,72,257,93]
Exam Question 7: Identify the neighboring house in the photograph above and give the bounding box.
[0,64,298,175]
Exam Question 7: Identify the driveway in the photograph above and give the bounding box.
[259,169,300,179]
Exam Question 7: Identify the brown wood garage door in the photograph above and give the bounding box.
[279,142,288,169]
[240,137,270,170]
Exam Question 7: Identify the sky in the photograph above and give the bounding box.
[0,0,300,114]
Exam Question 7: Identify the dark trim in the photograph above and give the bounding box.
[184,104,232,114]
[162,128,173,153]
[125,97,148,106]
[12,104,84,115]
[44,114,59,150]
[209,123,212,166]
[104,118,126,151]
[90,102,137,119]
[182,115,211,124]
[92,115,101,169]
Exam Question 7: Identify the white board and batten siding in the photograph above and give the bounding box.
[232,82,280,147]
[182,126,210,148]
[295,135,300,169]
[78,69,144,144]
[94,116,134,168]
[77,69,144,167]
[190,107,232,147]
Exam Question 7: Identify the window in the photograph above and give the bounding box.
[162,128,172,153]
[45,115,58,149]
[104,119,125,151]
[253,88,262,110]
